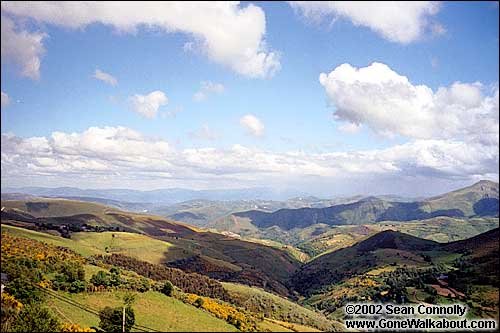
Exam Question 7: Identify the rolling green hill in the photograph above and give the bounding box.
[297,216,499,257]
[1,199,300,297]
[291,228,499,321]
[212,181,498,232]
[292,230,440,295]
[205,181,499,258]
[424,180,499,216]
[222,282,341,331]
[0,225,173,263]
[46,290,238,332]
[1,226,339,332]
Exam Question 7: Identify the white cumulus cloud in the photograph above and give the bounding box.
[289,1,442,44]
[319,62,499,145]
[93,69,118,86]
[240,114,265,137]
[1,126,497,193]
[1,16,46,80]
[1,1,280,78]
[129,90,168,119]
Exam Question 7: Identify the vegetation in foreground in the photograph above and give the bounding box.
[0,227,334,332]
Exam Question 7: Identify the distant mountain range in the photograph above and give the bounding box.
[2,191,497,325]
[1,187,420,228]
[1,186,312,204]
[222,180,499,231]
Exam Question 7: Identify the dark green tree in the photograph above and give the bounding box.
[194,297,204,308]
[90,271,111,287]
[161,281,174,296]
[5,277,44,304]
[98,306,135,333]
[137,277,150,292]
[10,305,61,332]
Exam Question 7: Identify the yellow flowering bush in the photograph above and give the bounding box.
[1,292,23,311]
[1,232,84,264]
[61,323,96,332]
[185,293,256,331]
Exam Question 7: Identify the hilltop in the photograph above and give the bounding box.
[203,181,498,256]
[1,194,498,329]
[292,227,499,320]
[1,198,300,297]
[221,180,498,231]
[1,226,336,332]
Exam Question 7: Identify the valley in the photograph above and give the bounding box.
[1,180,499,331]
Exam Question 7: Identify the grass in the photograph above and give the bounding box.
[244,237,310,263]
[1,198,200,235]
[83,264,109,280]
[266,319,322,332]
[0,224,100,255]
[222,282,336,331]
[256,319,294,332]
[1,199,114,220]
[1,225,173,264]
[365,266,397,276]
[46,291,237,332]
[70,232,173,264]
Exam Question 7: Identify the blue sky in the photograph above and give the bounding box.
[1,1,499,196]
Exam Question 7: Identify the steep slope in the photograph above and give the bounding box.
[292,230,440,295]
[354,230,439,252]
[216,181,499,232]
[424,180,499,216]
[298,216,499,256]
[157,197,353,227]
[231,198,392,230]
[292,228,499,298]
[1,198,300,297]
[443,227,499,258]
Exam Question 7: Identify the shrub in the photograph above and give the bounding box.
[90,271,111,287]
[61,323,96,332]
[5,277,44,305]
[10,305,61,332]
[1,293,23,332]
[161,281,174,297]
[98,306,135,333]
[69,280,87,293]
[194,297,204,308]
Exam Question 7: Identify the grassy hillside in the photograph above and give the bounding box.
[222,282,338,331]
[45,289,329,332]
[2,199,116,220]
[1,225,173,263]
[209,181,499,243]
[292,229,499,321]
[424,180,499,216]
[46,290,238,332]
[70,232,173,264]
[243,238,310,263]
[278,216,499,256]
[1,199,301,297]
[1,226,333,332]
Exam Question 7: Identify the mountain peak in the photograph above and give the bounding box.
[473,179,498,187]
[356,230,439,252]
[359,196,385,203]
